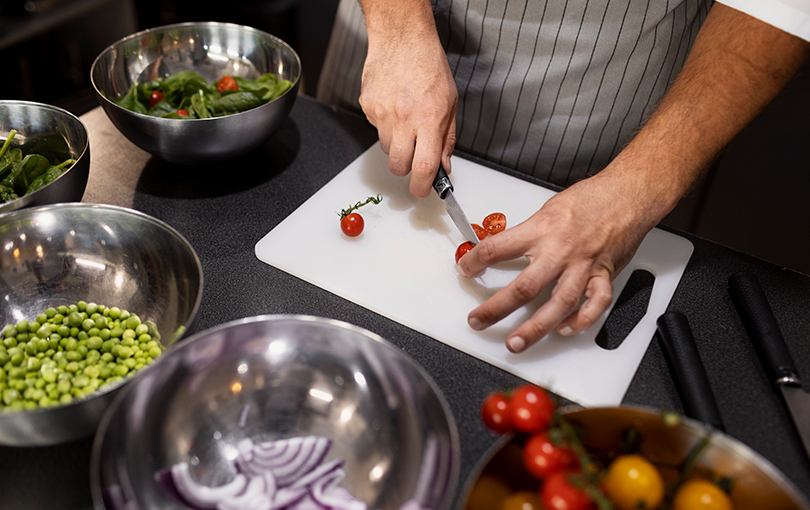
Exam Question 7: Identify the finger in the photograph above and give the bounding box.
[378,131,392,156]
[388,130,416,177]
[410,124,446,198]
[556,273,613,336]
[441,116,457,174]
[457,227,532,277]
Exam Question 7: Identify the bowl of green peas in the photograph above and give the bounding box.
[0,203,203,446]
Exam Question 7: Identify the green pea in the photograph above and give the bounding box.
[3,337,17,348]
[68,312,83,328]
[36,314,48,324]
[65,351,82,362]
[57,305,68,315]
[101,352,113,362]
[59,394,73,404]
[84,366,100,379]
[77,331,89,341]
[45,307,57,318]
[108,307,121,319]
[70,327,79,337]
[3,388,20,405]
[15,320,29,333]
[26,358,41,372]
[81,319,95,332]
[138,334,152,343]
[36,339,48,352]
[94,316,108,329]
[53,314,64,324]
[2,325,16,338]
[113,365,129,376]
[57,325,70,337]
[65,362,79,373]
[121,358,137,369]
[125,316,140,330]
[99,366,112,379]
[110,327,123,338]
[10,353,23,366]
[86,302,98,315]
[99,329,111,340]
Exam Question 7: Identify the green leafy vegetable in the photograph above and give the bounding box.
[0,128,75,205]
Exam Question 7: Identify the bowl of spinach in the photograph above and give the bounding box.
[90,22,301,165]
[0,100,90,215]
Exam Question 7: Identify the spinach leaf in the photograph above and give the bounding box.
[190,92,211,119]
[25,165,69,195]
[12,154,51,192]
[0,184,18,203]
[0,148,23,182]
[207,91,264,117]
[148,99,176,118]
[116,83,148,114]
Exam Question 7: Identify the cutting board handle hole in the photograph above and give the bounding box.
[595,269,655,350]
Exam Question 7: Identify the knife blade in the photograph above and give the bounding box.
[432,164,479,245]
[728,271,810,461]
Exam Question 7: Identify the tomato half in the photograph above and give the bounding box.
[502,491,543,510]
[481,392,512,434]
[483,212,507,235]
[217,75,239,93]
[541,472,594,510]
[508,384,555,434]
[672,479,732,510]
[455,241,474,263]
[601,454,664,510]
[523,432,578,480]
[471,223,488,240]
[340,213,364,237]
[176,109,189,116]
[149,90,164,108]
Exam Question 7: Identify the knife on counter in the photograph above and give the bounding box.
[728,271,810,461]
[432,164,479,245]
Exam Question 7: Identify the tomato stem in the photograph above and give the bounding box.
[338,194,383,219]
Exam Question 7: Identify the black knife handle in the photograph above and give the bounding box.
[432,164,452,199]
[728,271,801,386]
[656,311,726,432]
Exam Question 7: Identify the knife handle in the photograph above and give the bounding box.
[432,165,452,199]
[656,311,726,432]
[728,271,801,386]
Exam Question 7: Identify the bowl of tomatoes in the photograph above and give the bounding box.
[463,384,810,510]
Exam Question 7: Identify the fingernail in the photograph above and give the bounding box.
[559,325,574,336]
[456,264,468,277]
[468,316,483,331]
[507,336,526,353]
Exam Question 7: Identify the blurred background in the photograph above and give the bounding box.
[2,0,809,275]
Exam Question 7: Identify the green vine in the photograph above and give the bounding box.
[338,194,383,219]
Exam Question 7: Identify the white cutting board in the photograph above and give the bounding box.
[255,143,693,407]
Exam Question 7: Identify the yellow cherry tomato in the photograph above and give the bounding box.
[466,473,512,510]
[502,491,544,510]
[672,479,733,510]
[601,454,665,510]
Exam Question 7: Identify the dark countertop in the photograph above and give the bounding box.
[3,94,810,509]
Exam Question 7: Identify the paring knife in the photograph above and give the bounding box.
[432,164,479,245]
[728,271,810,461]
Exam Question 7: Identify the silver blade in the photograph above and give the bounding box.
[780,385,810,460]
[444,190,479,245]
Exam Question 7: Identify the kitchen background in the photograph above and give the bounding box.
[2,0,809,275]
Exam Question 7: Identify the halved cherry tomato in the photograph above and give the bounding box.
[502,491,543,510]
[541,472,594,510]
[483,212,507,235]
[216,75,239,93]
[455,241,474,263]
[523,432,578,480]
[340,212,364,237]
[472,223,488,240]
[481,392,512,434]
[149,90,164,108]
[176,109,189,116]
[508,384,555,434]
[672,479,732,510]
[601,454,664,510]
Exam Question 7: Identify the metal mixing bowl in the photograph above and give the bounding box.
[0,203,203,446]
[91,315,460,510]
[90,22,301,164]
[0,100,90,214]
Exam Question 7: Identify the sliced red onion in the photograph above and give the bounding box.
[253,437,304,465]
[215,471,267,510]
[170,462,248,509]
[273,436,332,486]
[310,469,367,510]
[271,485,309,509]
[289,458,344,490]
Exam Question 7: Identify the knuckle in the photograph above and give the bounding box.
[552,285,582,311]
[513,274,543,302]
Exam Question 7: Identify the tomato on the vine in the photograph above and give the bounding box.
[216,75,239,93]
[523,432,578,480]
[600,454,664,510]
[541,471,594,510]
[455,241,475,263]
[149,90,164,108]
[483,212,507,235]
[340,213,364,237]
[471,223,488,240]
[481,392,512,434]
[508,384,555,434]
[672,479,732,510]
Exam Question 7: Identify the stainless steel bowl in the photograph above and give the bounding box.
[90,22,301,164]
[91,315,460,510]
[0,100,90,214]
[0,203,203,446]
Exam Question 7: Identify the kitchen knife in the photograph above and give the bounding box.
[728,271,810,461]
[432,164,479,245]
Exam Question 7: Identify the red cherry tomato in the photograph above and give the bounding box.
[176,109,189,116]
[471,223,488,240]
[483,212,507,235]
[216,75,239,93]
[508,384,555,434]
[149,90,164,108]
[541,472,594,510]
[481,392,512,434]
[340,212,364,237]
[523,432,578,480]
[455,241,474,263]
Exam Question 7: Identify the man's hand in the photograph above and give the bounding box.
[359,0,458,198]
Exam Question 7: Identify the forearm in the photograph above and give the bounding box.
[360,0,437,46]
[601,2,810,230]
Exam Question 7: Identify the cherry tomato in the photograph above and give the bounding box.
[149,90,164,108]
[672,479,732,510]
[502,491,543,510]
[523,432,578,480]
[481,392,512,434]
[600,454,664,510]
[176,109,189,116]
[483,212,507,235]
[508,384,555,434]
[340,212,364,237]
[471,223,488,240]
[465,473,511,510]
[216,75,239,93]
[455,241,475,263]
[541,471,594,510]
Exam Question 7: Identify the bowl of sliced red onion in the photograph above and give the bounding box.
[89,315,460,510]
